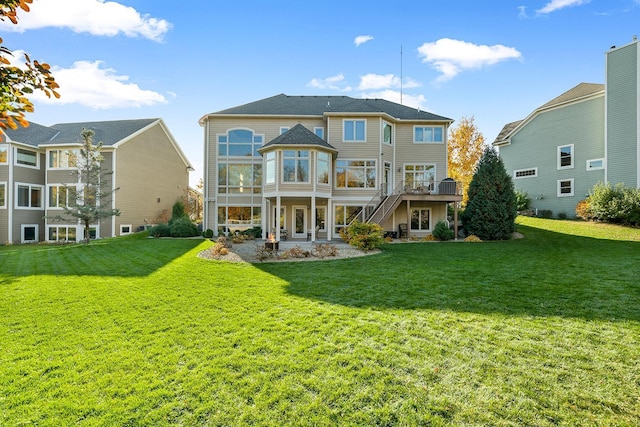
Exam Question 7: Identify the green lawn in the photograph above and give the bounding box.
[1,218,639,426]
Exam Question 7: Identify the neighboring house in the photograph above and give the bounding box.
[199,94,462,241]
[0,118,193,244]
[494,37,640,217]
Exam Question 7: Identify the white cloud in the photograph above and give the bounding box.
[537,0,589,14]
[518,5,528,17]
[354,35,374,47]
[359,90,427,110]
[417,38,522,82]
[0,0,171,42]
[26,58,167,109]
[307,73,352,91]
[358,73,421,91]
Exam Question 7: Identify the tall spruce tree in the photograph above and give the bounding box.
[461,146,517,240]
[48,128,120,243]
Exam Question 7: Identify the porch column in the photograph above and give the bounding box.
[311,196,316,242]
[276,196,281,241]
[406,199,411,239]
[453,202,459,240]
[262,197,268,239]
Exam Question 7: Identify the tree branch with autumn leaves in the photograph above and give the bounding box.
[0,0,60,135]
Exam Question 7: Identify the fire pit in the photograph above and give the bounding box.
[265,240,279,251]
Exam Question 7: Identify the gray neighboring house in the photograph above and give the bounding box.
[494,37,640,217]
[0,118,193,244]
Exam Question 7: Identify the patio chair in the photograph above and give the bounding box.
[399,223,408,239]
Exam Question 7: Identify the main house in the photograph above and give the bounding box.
[494,37,640,217]
[200,94,462,241]
[0,118,193,244]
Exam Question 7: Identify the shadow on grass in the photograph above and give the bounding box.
[0,236,203,279]
[259,225,640,321]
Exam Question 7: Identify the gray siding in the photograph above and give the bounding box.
[606,42,639,187]
[500,96,605,217]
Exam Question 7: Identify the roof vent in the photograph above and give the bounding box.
[634,35,638,42]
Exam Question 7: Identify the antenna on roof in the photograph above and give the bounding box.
[400,45,403,105]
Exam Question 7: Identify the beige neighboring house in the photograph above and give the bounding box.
[0,118,193,244]
[200,94,462,241]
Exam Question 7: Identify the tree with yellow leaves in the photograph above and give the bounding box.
[447,116,485,205]
[1,0,60,135]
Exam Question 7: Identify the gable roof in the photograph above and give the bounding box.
[47,118,160,146]
[258,124,337,154]
[493,83,605,145]
[204,93,453,122]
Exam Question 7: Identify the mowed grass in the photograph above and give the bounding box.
[1,218,639,426]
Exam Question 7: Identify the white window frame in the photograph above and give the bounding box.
[282,150,310,183]
[314,127,324,139]
[514,168,538,179]
[335,159,377,189]
[47,184,78,209]
[413,126,444,144]
[48,149,79,170]
[279,127,290,135]
[317,152,330,185]
[0,144,8,164]
[315,206,327,232]
[410,207,432,231]
[14,147,39,169]
[120,224,133,235]
[265,151,276,184]
[0,181,6,209]
[47,225,78,243]
[21,224,39,243]
[557,179,574,197]
[15,182,43,209]
[557,144,574,170]
[586,158,605,171]
[382,122,393,145]
[343,119,366,142]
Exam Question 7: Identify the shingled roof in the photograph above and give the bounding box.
[4,118,160,147]
[209,94,452,122]
[258,124,337,153]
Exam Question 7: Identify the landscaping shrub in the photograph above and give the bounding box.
[515,190,530,212]
[340,220,384,251]
[575,198,592,220]
[169,200,187,225]
[464,234,482,242]
[588,182,640,226]
[557,212,568,220]
[148,223,170,237]
[461,147,517,240]
[203,228,214,239]
[169,216,199,237]
[312,243,338,259]
[432,220,454,241]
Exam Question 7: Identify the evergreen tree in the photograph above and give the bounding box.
[48,129,120,243]
[461,146,517,240]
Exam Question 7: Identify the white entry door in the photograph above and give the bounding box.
[293,206,307,238]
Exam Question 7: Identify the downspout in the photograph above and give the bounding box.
[7,144,13,243]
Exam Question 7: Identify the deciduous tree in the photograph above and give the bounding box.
[48,129,120,243]
[447,116,485,205]
[1,0,60,134]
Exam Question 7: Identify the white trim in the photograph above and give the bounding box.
[334,158,377,190]
[586,158,605,171]
[342,119,367,143]
[46,148,80,170]
[557,144,574,170]
[514,167,538,179]
[313,127,324,139]
[279,127,290,135]
[120,224,133,235]
[14,146,40,169]
[413,125,444,144]
[409,207,432,232]
[557,178,574,197]
[14,182,44,209]
[21,224,39,243]
[46,224,80,243]
[382,121,393,145]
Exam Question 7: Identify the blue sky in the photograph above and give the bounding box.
[3,0,640,186]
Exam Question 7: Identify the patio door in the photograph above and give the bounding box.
[293,206,307,238]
